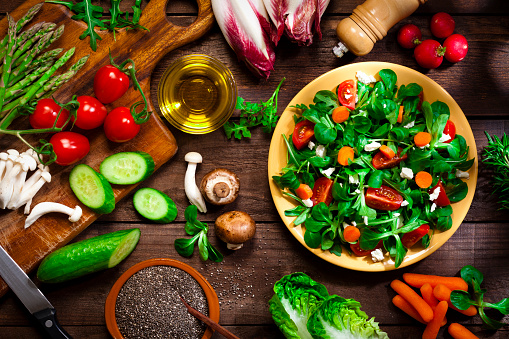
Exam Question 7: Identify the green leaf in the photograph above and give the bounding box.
[367,170,384,188]
[461,265,484,287]
[280,171,300,190]
[446,181,468,203]
[174,233,200,257]
[206,242,224,262]
[352,116,371,134]
[485,298,509,315]
[314,123,337,144]
[304,230,322,248]
[70,0,105,51]
[379,69,397,95]
[321,229,335,250]
[397,83,422,100]
[223,120,251,139]
[305,218,329,232]
[198,232,209,261]
[450,290,476,310]
[314,90,337,108]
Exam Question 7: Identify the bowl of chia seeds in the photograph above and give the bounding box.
[105,258,220,339]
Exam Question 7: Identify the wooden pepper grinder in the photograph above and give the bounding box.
[333,0,427,57]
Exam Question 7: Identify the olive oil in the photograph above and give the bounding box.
[157,55,237,134]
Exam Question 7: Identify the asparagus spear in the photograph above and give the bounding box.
[0,15,17,112]
[20,48,62,71]
[9,33,52,86]
[10,22,55,62]
[0,3,43,51]
[4,65,51,100]
[35,55,89,99]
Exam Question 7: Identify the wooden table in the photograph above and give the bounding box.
[1,1,508,338]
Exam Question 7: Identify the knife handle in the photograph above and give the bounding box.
[33,308,73,339]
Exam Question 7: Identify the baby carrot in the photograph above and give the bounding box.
[343,225,361,243]
[415,171,433,188]
[448,323,479,339]
[414,132,432,147]
[391,279,434,323]
[379,145,396,159]
[403,273,468,291]
[422,300,448,339]
[392,295,426,324]
[397,105,404,123]
[421,283,447,326]
[433,284,477,317]
[332,106,350,123]
[295,183,313,200]
[337,146,355,166]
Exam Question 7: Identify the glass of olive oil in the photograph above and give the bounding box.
[157,54,237,134]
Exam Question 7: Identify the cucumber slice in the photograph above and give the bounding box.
[133,187,177,223]
[70,164,115,214]
[100,152,155,185]
[37,228,140,283]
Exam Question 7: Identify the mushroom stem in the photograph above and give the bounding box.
[0,151,22,209]
[184,152,207,213]
[14,167,51,211]
[25,202,82,229]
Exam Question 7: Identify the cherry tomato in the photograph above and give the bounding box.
[397,24,422,49]
[372,147,408,169]
[350,240,383,256]
[310,177,333,206]
[430,12,455,39]
[401,224,430,249]
[29,98,70,130]
[103,107,141,142]
[74,96,108,130]
[336,80,356,110]
[365,185,403,211]
[414,39,445,69]
[93,65,129,104]
[292,120,315,150]
[442,120,456,143]
[443,34,468,63]
[429,180,451,207]
[49,131,90,166]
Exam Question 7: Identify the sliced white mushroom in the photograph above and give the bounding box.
[0,152,8,181]
[24,202,82,229]
[7,152,38,210]
[0,151,25,209]
[184,152,207,213]
[13,167,51,211]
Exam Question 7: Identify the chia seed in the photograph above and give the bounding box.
[115,265,209,339]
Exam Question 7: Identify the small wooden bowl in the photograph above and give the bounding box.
[105,258,220,339]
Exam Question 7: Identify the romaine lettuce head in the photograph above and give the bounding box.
[307,295,389,339]
[269,273,329,339]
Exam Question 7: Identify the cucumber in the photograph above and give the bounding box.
[100,151,155,185]
[69,164,115,214]
[133,187,177,223]
[37,228,140,283]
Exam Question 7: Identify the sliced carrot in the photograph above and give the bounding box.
[337,146,355,166]
[433,284,477,317]
[390,280,434,323]
[392,295,426,324]
[403,273,468,291]
[397,105,404,123]
[343,225,361,243]
[414,132,432,147]
[448,323,479,339]
[422,301,448,339]
[379,145,396,159]
[415,171,433,188]
[332,106,350,123]
[295,183,313,200]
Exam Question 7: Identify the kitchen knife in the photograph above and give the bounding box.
[0,245,71,338]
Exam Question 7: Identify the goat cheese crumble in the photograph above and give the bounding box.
[322,167,335,177]
[400,167,414,180]
[302,199,313,208]
[356,71,377,85]
[371,248,384,262]
[439,133,451,143]
[364,141,381,152]
[308,141,315,150]
[455,169,470,179]
[315,145,326,158]
[429,186,441,201]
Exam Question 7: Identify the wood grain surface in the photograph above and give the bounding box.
[1,0,509,338]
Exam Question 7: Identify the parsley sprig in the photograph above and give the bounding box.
[223,77,285,139]
[482,132,509,209]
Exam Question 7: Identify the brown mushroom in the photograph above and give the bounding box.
[200,168,240,205]
[215,211,256,250]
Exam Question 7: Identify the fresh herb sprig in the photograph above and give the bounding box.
[174,205,223,262]
[482,132,509,210]
[224,77,285,139]
[451,265,509,330]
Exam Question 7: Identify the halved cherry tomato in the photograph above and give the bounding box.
[74,96,108,130]
[372,147,408,169]
[401,224,430,249]
[365,185,403,211]
[429,180,451,206]
[29,98,70,130]
[417,90,424,110]
[292,120,315,150]
[103,107,141,142]
[442,120,456,143]
[49,131,90,166]
[336,80,356,110]
[350,240,383,256]
[93,65,130,104]
[310,177,333,206]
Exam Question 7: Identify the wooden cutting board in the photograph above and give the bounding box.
[0,0,214,297]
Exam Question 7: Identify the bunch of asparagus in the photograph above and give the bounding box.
[0,3,89,117]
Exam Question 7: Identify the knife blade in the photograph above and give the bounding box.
[0,245,72,338]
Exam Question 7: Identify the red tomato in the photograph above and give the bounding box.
[292,120,315,150]
[442,120,456,143]
[104,107,141,142]
[372,147,408,169]
[401,224,430,249]
[336,80,356,110]
[429,180,451,207]
[74,96,108,130]
[93,65,129,104]
[350,240,383,256]
[365,185,403,211]
[49,131,90,166]
[29,98,70,130]
[310,177,333,206]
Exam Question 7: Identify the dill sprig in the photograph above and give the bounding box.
[482,131,509,210]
